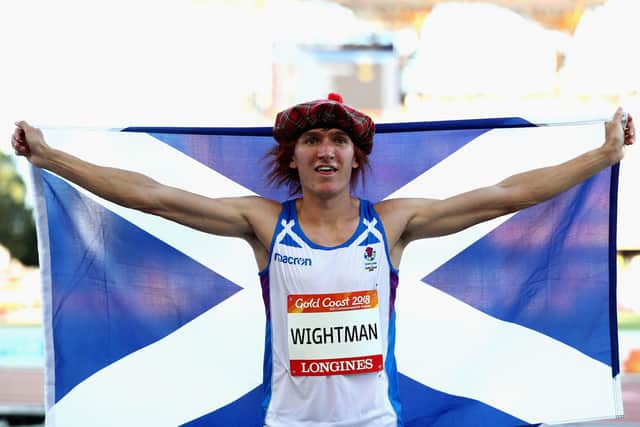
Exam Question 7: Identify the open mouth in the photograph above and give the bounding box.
[315,166,337,173]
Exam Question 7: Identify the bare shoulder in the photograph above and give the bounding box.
[234,195,281,228]
[223,196,281,270]
[236,195,281,211]
[243,196,281,218]
[373,198,438,247]
[241,195,282,243]
[374,198,438,224]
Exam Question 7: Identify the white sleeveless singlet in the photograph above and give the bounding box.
[258,199,402,427]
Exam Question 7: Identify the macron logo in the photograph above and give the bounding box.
[274,253,312,266]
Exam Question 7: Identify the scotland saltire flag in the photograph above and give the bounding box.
[31,117,622,426]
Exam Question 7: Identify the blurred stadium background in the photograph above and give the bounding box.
[1,0,639,425]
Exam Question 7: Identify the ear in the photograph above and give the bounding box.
[352,158,359,169]
[289,158,297,169]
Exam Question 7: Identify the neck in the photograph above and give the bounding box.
[296,192,358,225]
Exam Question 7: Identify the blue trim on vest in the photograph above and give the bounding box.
[289,199,369,250]
[386,309,403,426]
[365,201,400,276]
[278,233,303,248]
[261,319,273,424]
[358,232,381,246]
[258,204,289,277]
[258,205,291,422]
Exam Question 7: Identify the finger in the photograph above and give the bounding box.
[11,139,27,155]
[612,107,624,123]
[11,135,24,148]
[626,115,635,133]
[605,108,623,128]
[13,129,25,144]
[14,120,30,129]
[12,127,24,141]
[624,118,636,145]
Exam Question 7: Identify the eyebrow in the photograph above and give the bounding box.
[330,130,349,138]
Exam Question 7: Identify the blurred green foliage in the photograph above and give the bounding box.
[619,311,640,330]
[0,152,38,266]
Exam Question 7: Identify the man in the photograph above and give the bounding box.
[11,94,636,426]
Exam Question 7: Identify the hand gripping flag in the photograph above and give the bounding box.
[31,117,623,426]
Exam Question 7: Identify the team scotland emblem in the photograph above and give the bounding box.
[364,246,378,271]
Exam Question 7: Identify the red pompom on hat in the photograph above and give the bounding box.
[273,93,375,154]
[327,92,343,103]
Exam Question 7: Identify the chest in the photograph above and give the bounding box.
[270,240,386,295]
[297,218,360,248]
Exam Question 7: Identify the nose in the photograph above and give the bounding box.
[317,138,335,159]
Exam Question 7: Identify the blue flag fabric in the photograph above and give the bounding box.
[31,118,622,426]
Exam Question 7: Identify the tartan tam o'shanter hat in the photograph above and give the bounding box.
[273,93,375,155]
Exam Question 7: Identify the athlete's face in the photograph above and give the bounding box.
[289,128,359,197]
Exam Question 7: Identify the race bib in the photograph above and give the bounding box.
[287,290,383,376]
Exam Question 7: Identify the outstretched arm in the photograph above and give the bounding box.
[11,121,280,244]
[378,108,635,255]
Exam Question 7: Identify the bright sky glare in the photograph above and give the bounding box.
[0,0,638,247]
